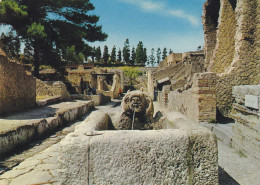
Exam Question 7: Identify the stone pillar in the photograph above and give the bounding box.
[97,75,106,90]
[147,70,154,100]
[192,72,217,122]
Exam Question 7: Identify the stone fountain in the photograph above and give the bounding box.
[58,91,218,184]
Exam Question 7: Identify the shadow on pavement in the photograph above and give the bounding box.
[219,166,240,185]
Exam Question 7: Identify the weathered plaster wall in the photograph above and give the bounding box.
[203,0,260,116]
[0,56,36,115]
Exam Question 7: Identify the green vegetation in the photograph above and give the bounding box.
[120,66,142,85]
[93,39,172,67]
[123,38,131,65]
[103,45,109,65]
[156,48,161,64]
[162,48,167,60]
[149,48,155,67]
[110,46,116,64]
[0,0,107,77]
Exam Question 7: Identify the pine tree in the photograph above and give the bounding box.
[157,48,161,64]
[131,46,136,66]
[110,46,116,64]
[149,48,155,67]
[169,49,173,55]
[0,32,20,60]
[143,48,148,66]
[0,0,107,77]
[123,38,130,65]
[103,45,109,65]
[162,48,167,60]
[91,46,96,63]
[95,46,101,63]
[117,48,122,63]
[136,41,144,65]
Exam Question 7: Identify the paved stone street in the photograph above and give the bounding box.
[0,101,259,185]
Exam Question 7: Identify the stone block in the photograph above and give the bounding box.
[58,113,218,184]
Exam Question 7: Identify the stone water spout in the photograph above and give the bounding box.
[115,90,154,130]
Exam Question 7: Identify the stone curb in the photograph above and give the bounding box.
[0,101,94,158]
[201,123,234,146]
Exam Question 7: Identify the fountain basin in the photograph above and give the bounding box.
[58,112,218,184]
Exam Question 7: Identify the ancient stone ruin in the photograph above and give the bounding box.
[65,64,124,99]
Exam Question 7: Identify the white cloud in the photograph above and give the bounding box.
[169,10,199,26]
[140,1,164,11]
[117,0,200,26]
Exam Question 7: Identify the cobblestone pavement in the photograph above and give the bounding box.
[0,101,259,185]
[0,143,60,185]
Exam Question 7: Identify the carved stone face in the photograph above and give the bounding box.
[130,95,142,112]
[117,90,154,130]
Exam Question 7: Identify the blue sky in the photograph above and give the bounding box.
[91,0,206,54]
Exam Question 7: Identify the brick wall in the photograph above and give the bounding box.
[231,85,260,159]
[159,72,216,122]
[0,56,36,115]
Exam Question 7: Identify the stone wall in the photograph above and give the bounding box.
[36,79,70,100]
[159,73,216,122]
[0,56,36,115]
[203,0,260,116]
[231,85,260,159]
